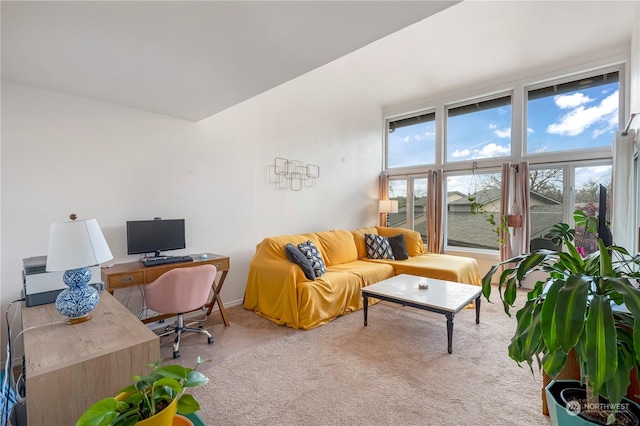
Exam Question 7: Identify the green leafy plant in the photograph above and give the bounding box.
[482,211,640,424]
[487,213,510,247]
[469,194,522,248]
[467,195,484,215]
[76,357,211,426]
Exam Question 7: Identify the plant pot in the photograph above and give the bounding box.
[173,414,195,426]
[507,214,522,228]
[546,380,640,426]
[136,397,178,426]
[116,392,179,426]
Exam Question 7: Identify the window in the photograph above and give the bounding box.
[446,171,502,250]
[383,63,622,253]
[446,95,511,163]
[574,164,612,255]
[386,176,429,243]
[529,167,564,240]
[387,112,435,168]
[413,178,428,244]
[528,163,612,254]
[526,71,619,155]
[387,179,407,228]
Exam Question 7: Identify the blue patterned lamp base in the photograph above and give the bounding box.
[55,267,99,324]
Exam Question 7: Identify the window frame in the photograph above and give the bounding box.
[444,91,513,165]
[385,108,437,171]
[386,173,429,234]
[443,168,503,253]
[523,65,623,163]
[382,60,626,254]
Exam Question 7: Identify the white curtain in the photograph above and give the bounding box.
[612,129,637,251]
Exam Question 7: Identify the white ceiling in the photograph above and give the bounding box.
[1,1,458,121]
[2,1,638,122]
[344,0,638,114]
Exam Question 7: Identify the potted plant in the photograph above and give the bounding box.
[507,213,522,228]
[76,357,211,426]
[482,211,640,425]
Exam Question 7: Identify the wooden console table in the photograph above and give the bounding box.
[101,253,231,326]
[22,291,160,425]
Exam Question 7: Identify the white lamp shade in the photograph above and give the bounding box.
[46,218,113,271]
[379,200,399,214]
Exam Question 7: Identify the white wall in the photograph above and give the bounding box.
[0,59,384,355]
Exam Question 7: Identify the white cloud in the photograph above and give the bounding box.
[472,143,510,159]
[446,175,473,193]
[554,93,593,109]
[547,90,618,136]
[489,123,497,129]
[527,128,534,134]
[575,165,611,187]
[592,127,608,138]
[402,131,436,142]
[451,149,471,158]
[494,128,510,138]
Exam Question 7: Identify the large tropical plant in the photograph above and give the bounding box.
[482,211,640,423]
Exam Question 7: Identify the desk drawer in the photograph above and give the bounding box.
[108,271,145,289]
[208,257,229,270]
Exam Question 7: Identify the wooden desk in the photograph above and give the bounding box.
[101,253,231,326]
[22,291,160,426]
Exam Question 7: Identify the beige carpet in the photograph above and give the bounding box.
[188,290,552,426]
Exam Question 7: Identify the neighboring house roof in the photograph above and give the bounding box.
[448,188,561,206]
[389,189,563,250]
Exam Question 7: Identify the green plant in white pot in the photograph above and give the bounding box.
[482,211,640,424]
[76,357,210,426]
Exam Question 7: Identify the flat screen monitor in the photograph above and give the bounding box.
[126,219,186,257]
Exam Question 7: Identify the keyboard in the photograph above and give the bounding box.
[140,255,194,267]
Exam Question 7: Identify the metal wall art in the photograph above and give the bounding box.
[269,157,320,191]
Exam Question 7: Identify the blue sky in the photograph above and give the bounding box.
[389,83,618,166]
[388,81,618,194]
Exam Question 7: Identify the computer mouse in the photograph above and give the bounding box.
[200,254,208,259]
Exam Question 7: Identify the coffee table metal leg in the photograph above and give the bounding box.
[446,313,454,354]
[475,295,481,324]
[363,295,369,326]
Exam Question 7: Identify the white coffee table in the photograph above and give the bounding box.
[361,274,481,354]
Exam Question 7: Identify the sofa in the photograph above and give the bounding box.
[243,226,481,330]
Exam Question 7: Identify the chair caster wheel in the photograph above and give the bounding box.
[208,337,214,344]
[173,350,180,359]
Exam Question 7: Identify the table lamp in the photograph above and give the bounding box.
[46,214,113,324]
[379,200,399,227]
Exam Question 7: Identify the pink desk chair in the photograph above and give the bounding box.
[144,264,217,359]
